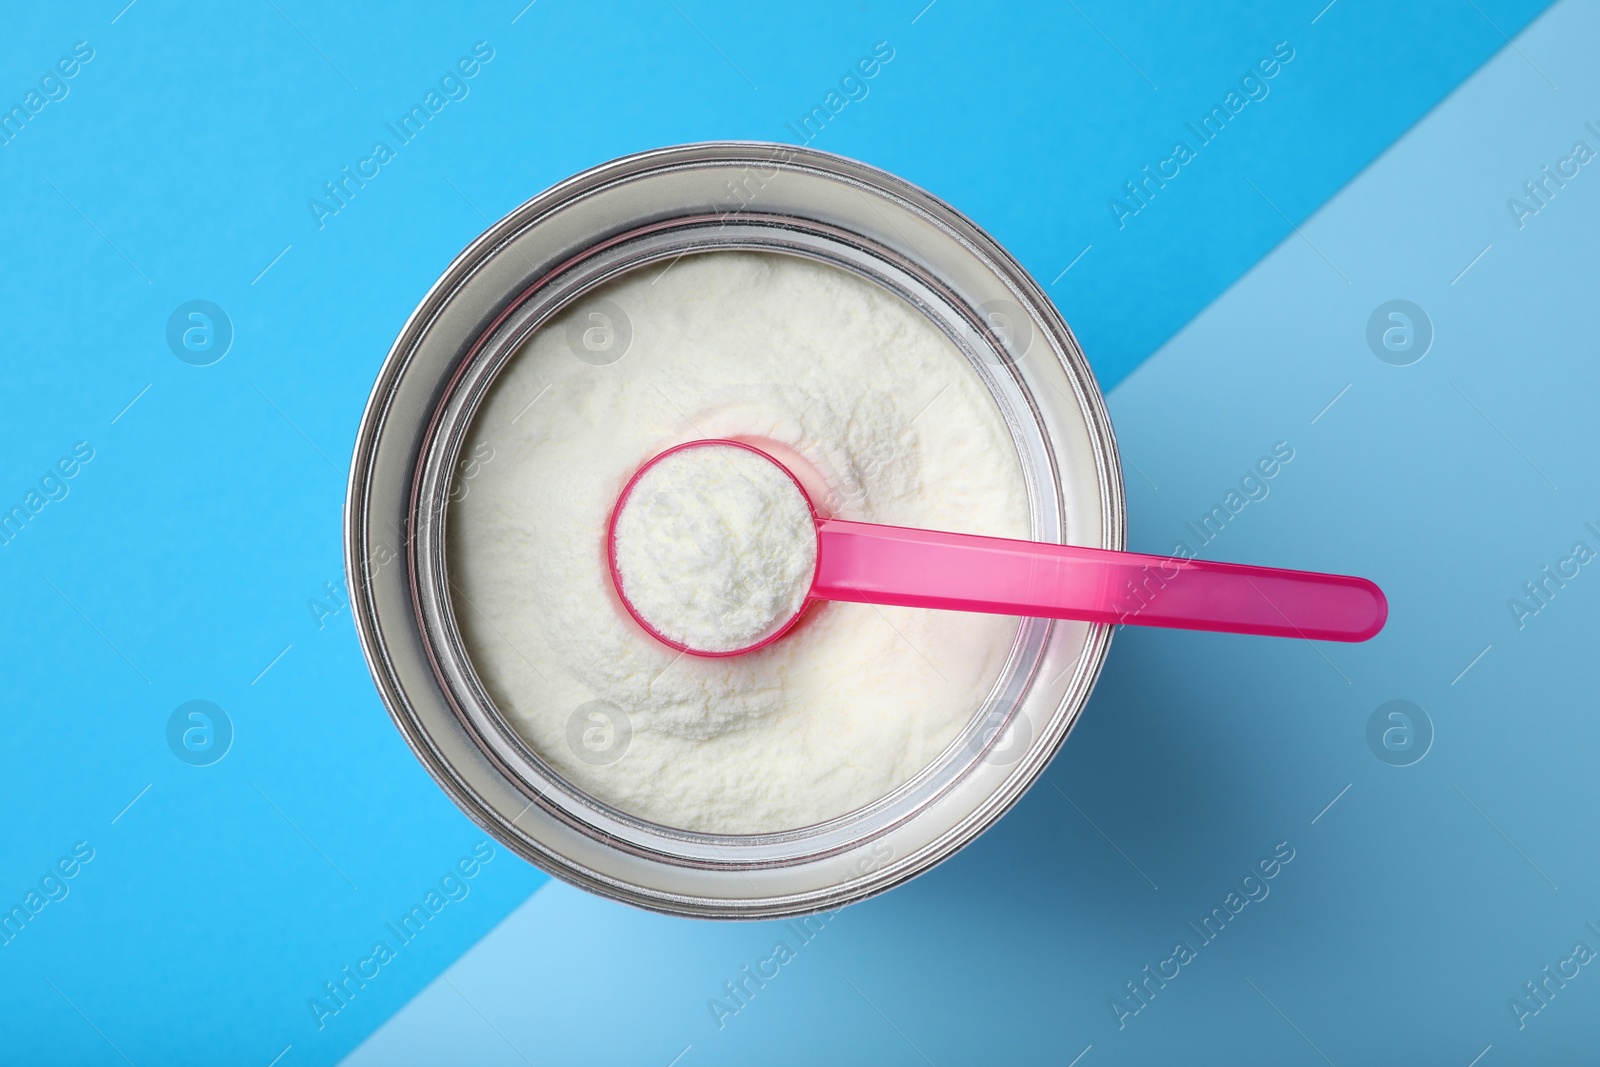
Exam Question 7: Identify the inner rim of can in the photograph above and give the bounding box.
[413,220,1056,863]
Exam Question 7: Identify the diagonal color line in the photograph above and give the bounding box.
[908,381,953,425]
[265,1045,293,1067]
[1064,1,1157,89]
[1310,0,1338,24]
[1311,783,1351,825]
[1451,644,1491,685]
[1452,782,1558,890]
[1451,384,1557,489]
[649,647,692,688]
[1311,383,1351,424]
[251,643,293,685]
[1053,783,1158,889]
[1466,1044,1492,1067]
[665,0,759,90]
[1243,177,1350,283]
[666,1045,693,1067]
[111,383,152,424]
[252,782,360,890]
[511,0,539,22]
[45,978,137,1065]
[252,244,292,285]
[510,383,552,424]
[44,178,151,284]
[444,978,537,1066]
[111,0,139,24]
[111,783,152,825]
[249,381,344,474]
[911,0,938,23]
[844,978,937,1066]
[51,976,138,1061]
[1126,458,1158,490]
[1451,244,1491,285]
[40,575,151,683]
[1245,977,1337,1065]
[444,174,492,222]
[651,251,690,286]
[1066,1045,1092,1067]
[266,0,359,89]
[1053,244,1092,284]
[1463,0,1557,89]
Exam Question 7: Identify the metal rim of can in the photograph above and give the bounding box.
[344,142,1125,919]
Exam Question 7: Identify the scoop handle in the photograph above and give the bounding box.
[812,519,1387,642]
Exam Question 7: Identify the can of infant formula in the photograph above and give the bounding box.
[345,142,1124,918]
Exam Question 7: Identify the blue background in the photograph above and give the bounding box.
[1,0,1591,1064]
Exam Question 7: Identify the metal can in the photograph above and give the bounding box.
[345,142,1124,918]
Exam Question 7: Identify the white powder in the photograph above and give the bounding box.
[611,443,817,653]
[449,251,1029,834]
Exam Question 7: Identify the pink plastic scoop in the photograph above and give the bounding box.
[607,439,1388,657]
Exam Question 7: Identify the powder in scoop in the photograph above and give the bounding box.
[612,443,817,653]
